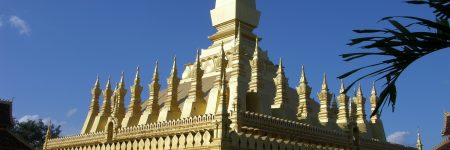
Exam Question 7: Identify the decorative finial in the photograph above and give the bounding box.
[339,79,345,94]
[371,81,377,95]
[255,37,259,51]
[43,120,52,149]
[152,60,159,80]
[119,71,125,88]
[417,128,423,150]
[253,38,260,60]
[94,75,100,88]
[357,83,363,96]
[106,76,112,90]
[171,55,177,75]
[321,73,328,90]
[300,65,307,83]
[134,66,140,84]
[45,120,52,139]
[277,58,283,73]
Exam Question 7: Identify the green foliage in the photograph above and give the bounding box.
[11,119,61,149]
[339,0,450,116]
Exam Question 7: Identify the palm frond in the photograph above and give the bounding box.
[339,0,450,117]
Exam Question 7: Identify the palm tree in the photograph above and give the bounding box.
[339,0,449,116]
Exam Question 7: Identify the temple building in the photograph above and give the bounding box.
[433,112,450,150]
[44,0,419,149]
[0,99,33,150]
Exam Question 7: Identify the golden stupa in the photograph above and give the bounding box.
[44,0,419,149]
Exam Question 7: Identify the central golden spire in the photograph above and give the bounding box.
[211,0,260,28]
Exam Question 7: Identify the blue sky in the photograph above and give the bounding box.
[1,0,449,149]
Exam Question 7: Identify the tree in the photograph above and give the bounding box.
[11,119,61,149]
[339,0,449,116]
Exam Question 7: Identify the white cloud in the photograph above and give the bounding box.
[387,131,410,145]
[18,114,40,122]
[42,117,67,126]
[18,114,67,126]
[66,108,78,117]
[9,15,30,35]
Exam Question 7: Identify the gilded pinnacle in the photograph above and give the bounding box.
[300,65,307,84]
[277,58,283,73]
[171,56,177,75]
[134,66,140,85]
[357,83,363,96]
[152,61,159,81]
[94,75,100,89]
[46,121,52,137]
[417,128,422,143]
[114,82,119,91]
[119,72,125,88]
[371,81,377,95]
[105,76,112,91]
[339,79,345,94]
[321,73,328,91]
[254,37,259,55]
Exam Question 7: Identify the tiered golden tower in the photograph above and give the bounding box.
[45,0,418,149]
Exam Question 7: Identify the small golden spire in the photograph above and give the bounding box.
[371,81,377,96]
[89,75,102,112]
[300,65,307,84]
[45,121,52,139]
[321,73,328,91]
[43,121,52,150]
[357,83,363,96]
[94,75,100,89]
[417,128,423,150]
[119,72,125,88]
[277,58,283,73]
[170,56,177,76]
[134,66,140,85]
[105,76,112,91]
[254,37,259,55]
[152,60,159,81]
[339,79,345,94]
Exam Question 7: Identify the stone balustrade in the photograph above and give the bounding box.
[48,130,214,150]
[46,114,216,149]
[239,111,349,145]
